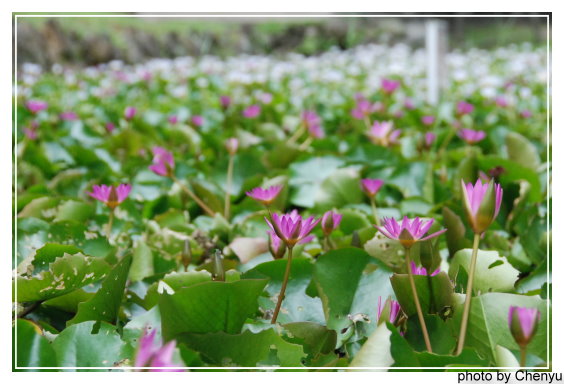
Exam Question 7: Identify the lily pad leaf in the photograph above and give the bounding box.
[177,328,305,367]
[449,249,519,293]
[67,254,132,325]
[15,253,112,302]
[52,321,127,369]
[159,279,268,340]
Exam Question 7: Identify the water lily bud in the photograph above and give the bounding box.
[321,210,343,236]
[461,179,503,234]
[508,306,540,348]
[225,138,239,156]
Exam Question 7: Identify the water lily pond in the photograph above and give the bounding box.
[13,39,550,371]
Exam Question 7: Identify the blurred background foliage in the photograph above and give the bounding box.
[15,14,549,68]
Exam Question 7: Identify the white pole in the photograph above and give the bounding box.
[425,19,447,106]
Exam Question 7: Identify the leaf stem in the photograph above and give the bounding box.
[406,247,433,353]
[224,154,235,220]
[456,232,481,355]
[271,246,293,324]
[171,175,215,216]
[370,198,380,226]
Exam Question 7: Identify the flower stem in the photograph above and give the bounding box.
[106,209,114,241]
[370,198,380,226]
[288,123,305,144]
[172,176,215,216]
[298,137,313,151]
[520,346,527,368]
[456,232,481,355]
[271,246,293,324]
[224,154,235,220]
[406,247,433,353]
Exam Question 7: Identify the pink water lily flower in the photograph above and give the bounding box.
[461,179,503,234]
[106,122,116,133]
[245,185,283,206]
[191,115,204,127]
[168,115,179,125]
[220,95,232,109]
[459,128,486,144]
[302,110,324,138]
[361,179,384,198]
[508,306,540,348]
[259,92,273,104]
[381,78,400,94]
[26,100,48,114]
[495,96,509,108]
[24,127,38,140]
[456,101,474,115]
[376,216,447,249]
[421,115,435,126]
[149,146,175,177]
[351,98,382,120]
[321,210,343,236]
[425,132,436,148]
[377,296,402,324]
[243,104,261,118]
[89,184,131,209]
[60,111,78,121]
[124,106,137,121]
[404,98,415,110]
[135,328,183,371]
[410,261,440,276]
[265,210,320,248]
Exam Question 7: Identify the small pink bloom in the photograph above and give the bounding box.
[245,185,283,205]
[259,92,273,104]
[168,115,179,125]
[105,122,116,133]
[495,96,509,108]
[89,183,131,209]
[225,137,239,156]
[381,78,400,94]
[421,115,435,126]
[376,216,447,249]
[361,179,384,198]
[377,296,402,324]
[321,210,343,236]
[243,105,261,118]
[220,95,232,109]
[425,132,436,148]
[191,115,204,127]
[60,111,78,121]
[456,101,474,115]
[368,120,393,140]
[24,127,38,140]
[135,328,183,371]
[520,110,532,118]
[410,261,440,276]
[26,100,48,114]
[265,210,320,248]
[351,98,382,120]
[124,106,137,121]
[149,146,175,177]
[404,98,415,110]
[458,128,486,145]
